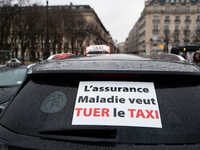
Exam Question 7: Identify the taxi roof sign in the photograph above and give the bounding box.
[86,45,110,54]
[89,45,107,51]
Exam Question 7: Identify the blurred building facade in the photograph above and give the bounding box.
[128,0,200,56]
[117,42,125,53]
[1,4,116,62]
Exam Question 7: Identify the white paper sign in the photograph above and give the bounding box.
[72,81,162,128]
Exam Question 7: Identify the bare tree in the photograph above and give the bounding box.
[0,2,17,50]
[158,27,173,53]
[27,5,42,62]
[48,8,63,54]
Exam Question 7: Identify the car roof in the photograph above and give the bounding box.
[151,53,185,61]
[30,54,200,75]
[47,53,74,60]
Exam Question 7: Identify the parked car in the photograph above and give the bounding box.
[0,54,200,149]
[47,53,74,60]
[7,58,21,66]
[151,53,185,62]
[0,64,35,113]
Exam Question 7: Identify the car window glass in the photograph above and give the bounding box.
[0,68,27,86]
[1,74,200,144]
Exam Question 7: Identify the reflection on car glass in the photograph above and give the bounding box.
[17,81,22,84]
[0,68,27,86]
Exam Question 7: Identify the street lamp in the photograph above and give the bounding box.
[86,27,90,46]
[149,38,153,55]
[45,0,50,59]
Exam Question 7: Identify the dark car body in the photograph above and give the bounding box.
[0,65,30,112]
[1,54,200,149]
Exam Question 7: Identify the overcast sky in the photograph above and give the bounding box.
[39,0,146,43]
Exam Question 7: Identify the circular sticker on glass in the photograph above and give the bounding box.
[41,91,67,113]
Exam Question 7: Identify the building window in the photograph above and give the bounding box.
[166,6,170,12]
[197,25,200,30]
[153,35,158,41]
[165,25,169,30]
[154,25,159,31]
[197,15,200,21]
[175,25,179,30]
[175,35,179,40]
[185,25,190,31]
[176,6,180,12]
[165,16,170,22]
[186,16,190,20]
[185,16,191,22]
[154,15,159,20]
[153,15,159,22]
[154,6,159,12]
[198,5,200,12]
[175,16,180,22]
[185,35,189,39]
[42,43,45,49]
[186,6,190,12]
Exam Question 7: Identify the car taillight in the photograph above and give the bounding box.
[106,46,110,53]
[86,47,89,54]
[86,54,90,57]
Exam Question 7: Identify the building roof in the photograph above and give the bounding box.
[146,0,200,5]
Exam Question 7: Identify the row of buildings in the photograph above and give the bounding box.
[127,0,200,60]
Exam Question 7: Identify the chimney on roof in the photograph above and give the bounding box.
[145,0,151,6]
[70,2,73,5]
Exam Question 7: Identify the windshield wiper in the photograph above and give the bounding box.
[39,127,117,139]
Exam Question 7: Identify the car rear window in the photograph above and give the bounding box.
[1,73,200,144]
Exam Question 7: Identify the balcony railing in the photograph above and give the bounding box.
[139,31,145,37]
[174,20,181,23]
[152,29,159,33]
[184,39,190,43]
[164,20,170,23]
[152,40,160,43]
[144,9,200,14]
[174,30,180,33]
[153,20,160,23]
[164,29,170,33]
[174,40,180,43]
[184,30,191,33]
[185,20,191,23]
